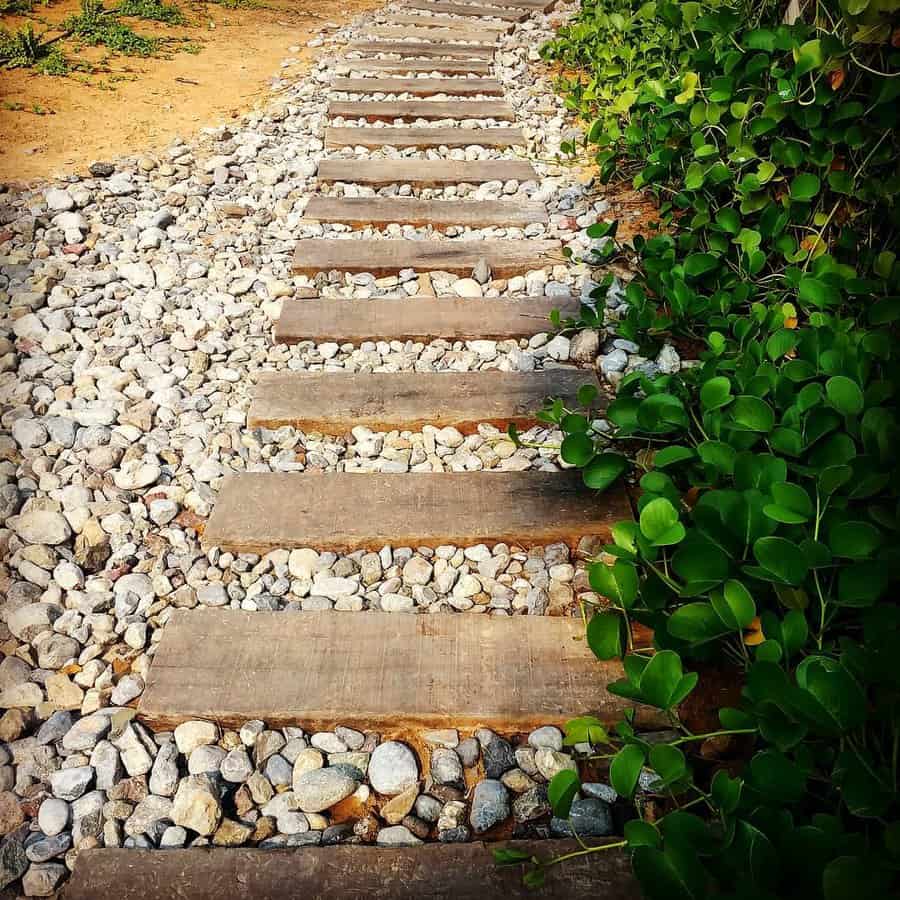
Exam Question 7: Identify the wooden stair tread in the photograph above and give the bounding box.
[316,157,536,185]
[137,608,644,732]
[302,196,547,227]
[478,0,556,8]
[274,294,579,343]
[402,0,530,21]
[380,12,514,32]
[328,99,514,121]
[248,369,598,433]
[66,843,638,900]
[366,25,503,42]
[349,40,496,59]
[336,57,492,74]
[202,470,630,553]
[291,238,560,276]
[325,125,524,149]
[330,76,505,96]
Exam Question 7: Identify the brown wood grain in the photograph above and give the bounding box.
[274,295,580,344]
[402,0,529,21]
[379,12,513,33]
[65,843,639,900]
[201,471,631,553]
[330,77,505,96]
[247,370,600,433]
[325,125,524,149]
[302,196,547,228]
[316,157,537,185]
[291,238,560,276]
[335,57,493,74]
[349,40,496,59]
[137,609,647,733]
[327,99,514,121]
[365,25,503,42]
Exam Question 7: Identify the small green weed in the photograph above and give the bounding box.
[118,0,185,25]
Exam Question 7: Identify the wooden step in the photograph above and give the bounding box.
[380,12,514,33]
[138,608,643,731]
[403,0,529,22]
[248,370,598,433]
[316,157,536,185]
[330,76,505,96]
[336,57,493,75]
[366,25,503,42]
[291,238,560,277]
[274,295,579,344]
[328,100,514,122]
[349,40,496,60]
[481,0,557,9]
[67,843,639,900]
[325,125,524,149]
[302,196,546,228]
[202,471,630,553]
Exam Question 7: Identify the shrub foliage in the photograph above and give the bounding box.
[499,2,900,897]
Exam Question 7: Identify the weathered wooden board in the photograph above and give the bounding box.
[330,77,505,96]
[328,99,514,121]
[379,12,514,33]
[365,25,502,42]
[291,238,560,276]
[274,295,579,343]
[202,471,631,553]
[65,843,639,900]
[138,608,645,732]
[248,370,598,433]
[316,157,537,185]
[325,125,524,149]
[335,57,493,74]
[402,0,529,22]
[349,40,496,59]
[480,0,557,9]
[302,196,547,228]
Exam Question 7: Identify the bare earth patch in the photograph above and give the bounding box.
[0,0,382,184]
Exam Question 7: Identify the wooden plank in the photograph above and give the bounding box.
[402,0,529,21]
[480,0,556,9]
[336,58,493,75]
[248,370,598,433]
[325,125,523,149]
[138,608,644,732]
[380,12,514,33]
[330,77,505,97]
[316,157,537,185]
[349,40,496,59]
[66,843,639,900]
[365,25,503,42]
[202,471,631,553]
[302,196,547,228]
[291,238,560,277]
[274,295,579,344]
[328,100,514,122]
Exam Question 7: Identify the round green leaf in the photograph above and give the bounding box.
[582,452,628,491]
[825,376,864,416]
[789,172,821,201]
[547,769,580,818]
[752,537,809,585]
[699,376,733,411]
[730,396,776,432]
[639,497,686,546]
[828,521,882,559]
[712,579,756,629]
[589,560,639,608]
[560,432,595,466]
[668,602,730,643]
[586,610,624,660]
[749,749,806,803]
[610,744,646,798]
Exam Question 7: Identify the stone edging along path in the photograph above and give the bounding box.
[0,0,689,894]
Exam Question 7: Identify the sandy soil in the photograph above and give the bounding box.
[0,0,381,185]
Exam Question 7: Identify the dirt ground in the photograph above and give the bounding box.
[0,0,381,185]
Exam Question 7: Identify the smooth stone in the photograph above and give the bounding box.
[469,779,510,834]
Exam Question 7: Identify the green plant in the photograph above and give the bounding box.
[66,0,160,55]
[502,1,900,898]
[117,0,184,25]
[0,23,43,67]
[34,44,68,74]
